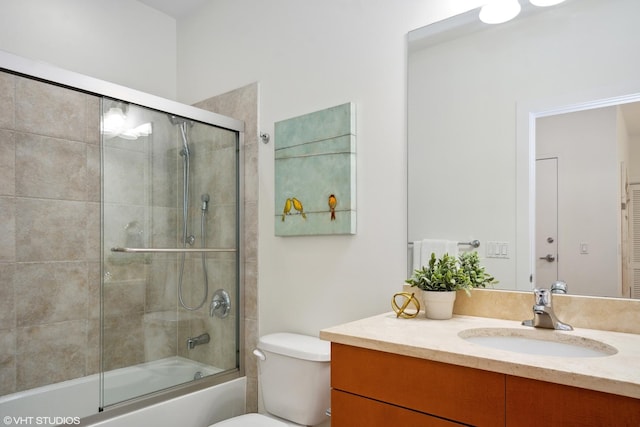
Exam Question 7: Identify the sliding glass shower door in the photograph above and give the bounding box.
[100,98,240,408]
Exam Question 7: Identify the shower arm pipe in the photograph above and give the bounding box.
[111,247,236,253]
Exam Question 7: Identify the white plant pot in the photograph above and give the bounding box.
[422,290,457,320]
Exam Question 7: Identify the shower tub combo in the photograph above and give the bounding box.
[0,50,246,426]
[1,358,240,423]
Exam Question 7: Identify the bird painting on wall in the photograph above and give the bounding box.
[328,194,337,221]
[282,197,306,221]
[281,198,292,221]
[292,197,307,219]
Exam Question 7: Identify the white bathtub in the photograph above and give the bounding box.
[0,357,246,427]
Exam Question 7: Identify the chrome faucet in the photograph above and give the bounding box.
[522,288,573,331]
[187,333,210,350]
[550,280,568,294]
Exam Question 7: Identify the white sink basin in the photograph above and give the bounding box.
[458,328,617,358]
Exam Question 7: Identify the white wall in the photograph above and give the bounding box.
[0,0,177,99]
[175,0,484,335]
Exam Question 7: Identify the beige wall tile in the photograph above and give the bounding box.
[0,130,15,196]
[0,72,15,130]
[86,318,100,375]
[15,133,87,200]
[453,288,640,334]
[102,144,146,205]
[16,321,86,391]
[143,317,177,361]
[0,197,15,263]
[85,96,100,145]
[15,198,87,262]
[15,262,88,327]
[86,144,101,202]
[15,77,86,142]
[0,264,15,329]
[146,258,178,312]
[103,280,145,317]
[87,262,101,320]
[102,314,144,370]
[0,328,16,395]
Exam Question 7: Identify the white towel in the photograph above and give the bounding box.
[412,240,422,272]
[413,239,458,270]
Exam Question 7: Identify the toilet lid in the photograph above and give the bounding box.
[210,413,290,427]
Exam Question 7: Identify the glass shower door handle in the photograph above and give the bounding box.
[111,247,236,253]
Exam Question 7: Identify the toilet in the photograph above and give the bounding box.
[210,333,331,427]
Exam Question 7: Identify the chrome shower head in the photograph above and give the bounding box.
[170,115,193,157]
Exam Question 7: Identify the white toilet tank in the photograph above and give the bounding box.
[256,333,331,426]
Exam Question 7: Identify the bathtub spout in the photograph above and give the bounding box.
[187,333,210,350]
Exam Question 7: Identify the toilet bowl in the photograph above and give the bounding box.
[209,333,331,427]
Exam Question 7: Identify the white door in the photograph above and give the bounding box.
[536,157,558,287]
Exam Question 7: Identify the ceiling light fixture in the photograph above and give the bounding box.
[479,0,522,25]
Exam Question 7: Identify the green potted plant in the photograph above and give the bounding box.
[458,251,498,289]
[405,253,471,319]
[405,252,496,319]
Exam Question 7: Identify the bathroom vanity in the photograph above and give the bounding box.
[320,313,640,426]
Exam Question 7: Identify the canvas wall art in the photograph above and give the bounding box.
[274,102,356,236]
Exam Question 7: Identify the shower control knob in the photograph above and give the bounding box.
[210,289,231,318]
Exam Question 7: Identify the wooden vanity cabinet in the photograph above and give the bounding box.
[330,343,506,426]
[331,390,465,426]
[331,343,640,427]
[506,376,640,426]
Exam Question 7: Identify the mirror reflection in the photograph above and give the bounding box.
[535,103,640,298]
[407,0,640,298]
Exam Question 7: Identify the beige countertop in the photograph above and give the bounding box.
[320,313,640,399]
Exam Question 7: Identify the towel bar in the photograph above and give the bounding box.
[408,239,480,248]
[458,240,480,248]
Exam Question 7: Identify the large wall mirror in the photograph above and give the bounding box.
[408,0,640,298]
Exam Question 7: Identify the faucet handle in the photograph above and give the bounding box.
[534,288,551,306]
[551,280,568,294]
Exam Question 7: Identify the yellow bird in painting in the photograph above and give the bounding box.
[292,197,306,219]
[281,198,292,221]
[328,194,337,221]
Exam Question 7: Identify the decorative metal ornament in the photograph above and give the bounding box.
[391,292,420,318]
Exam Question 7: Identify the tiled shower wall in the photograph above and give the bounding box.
[0,71,258,408]
[0,71,102,395]
[195,83,260,412]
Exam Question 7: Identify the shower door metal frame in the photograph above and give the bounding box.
[0,48,247,419]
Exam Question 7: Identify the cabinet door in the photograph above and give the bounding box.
[506,375,640,426]
[332,390,466,427]
[331,343,505,426]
